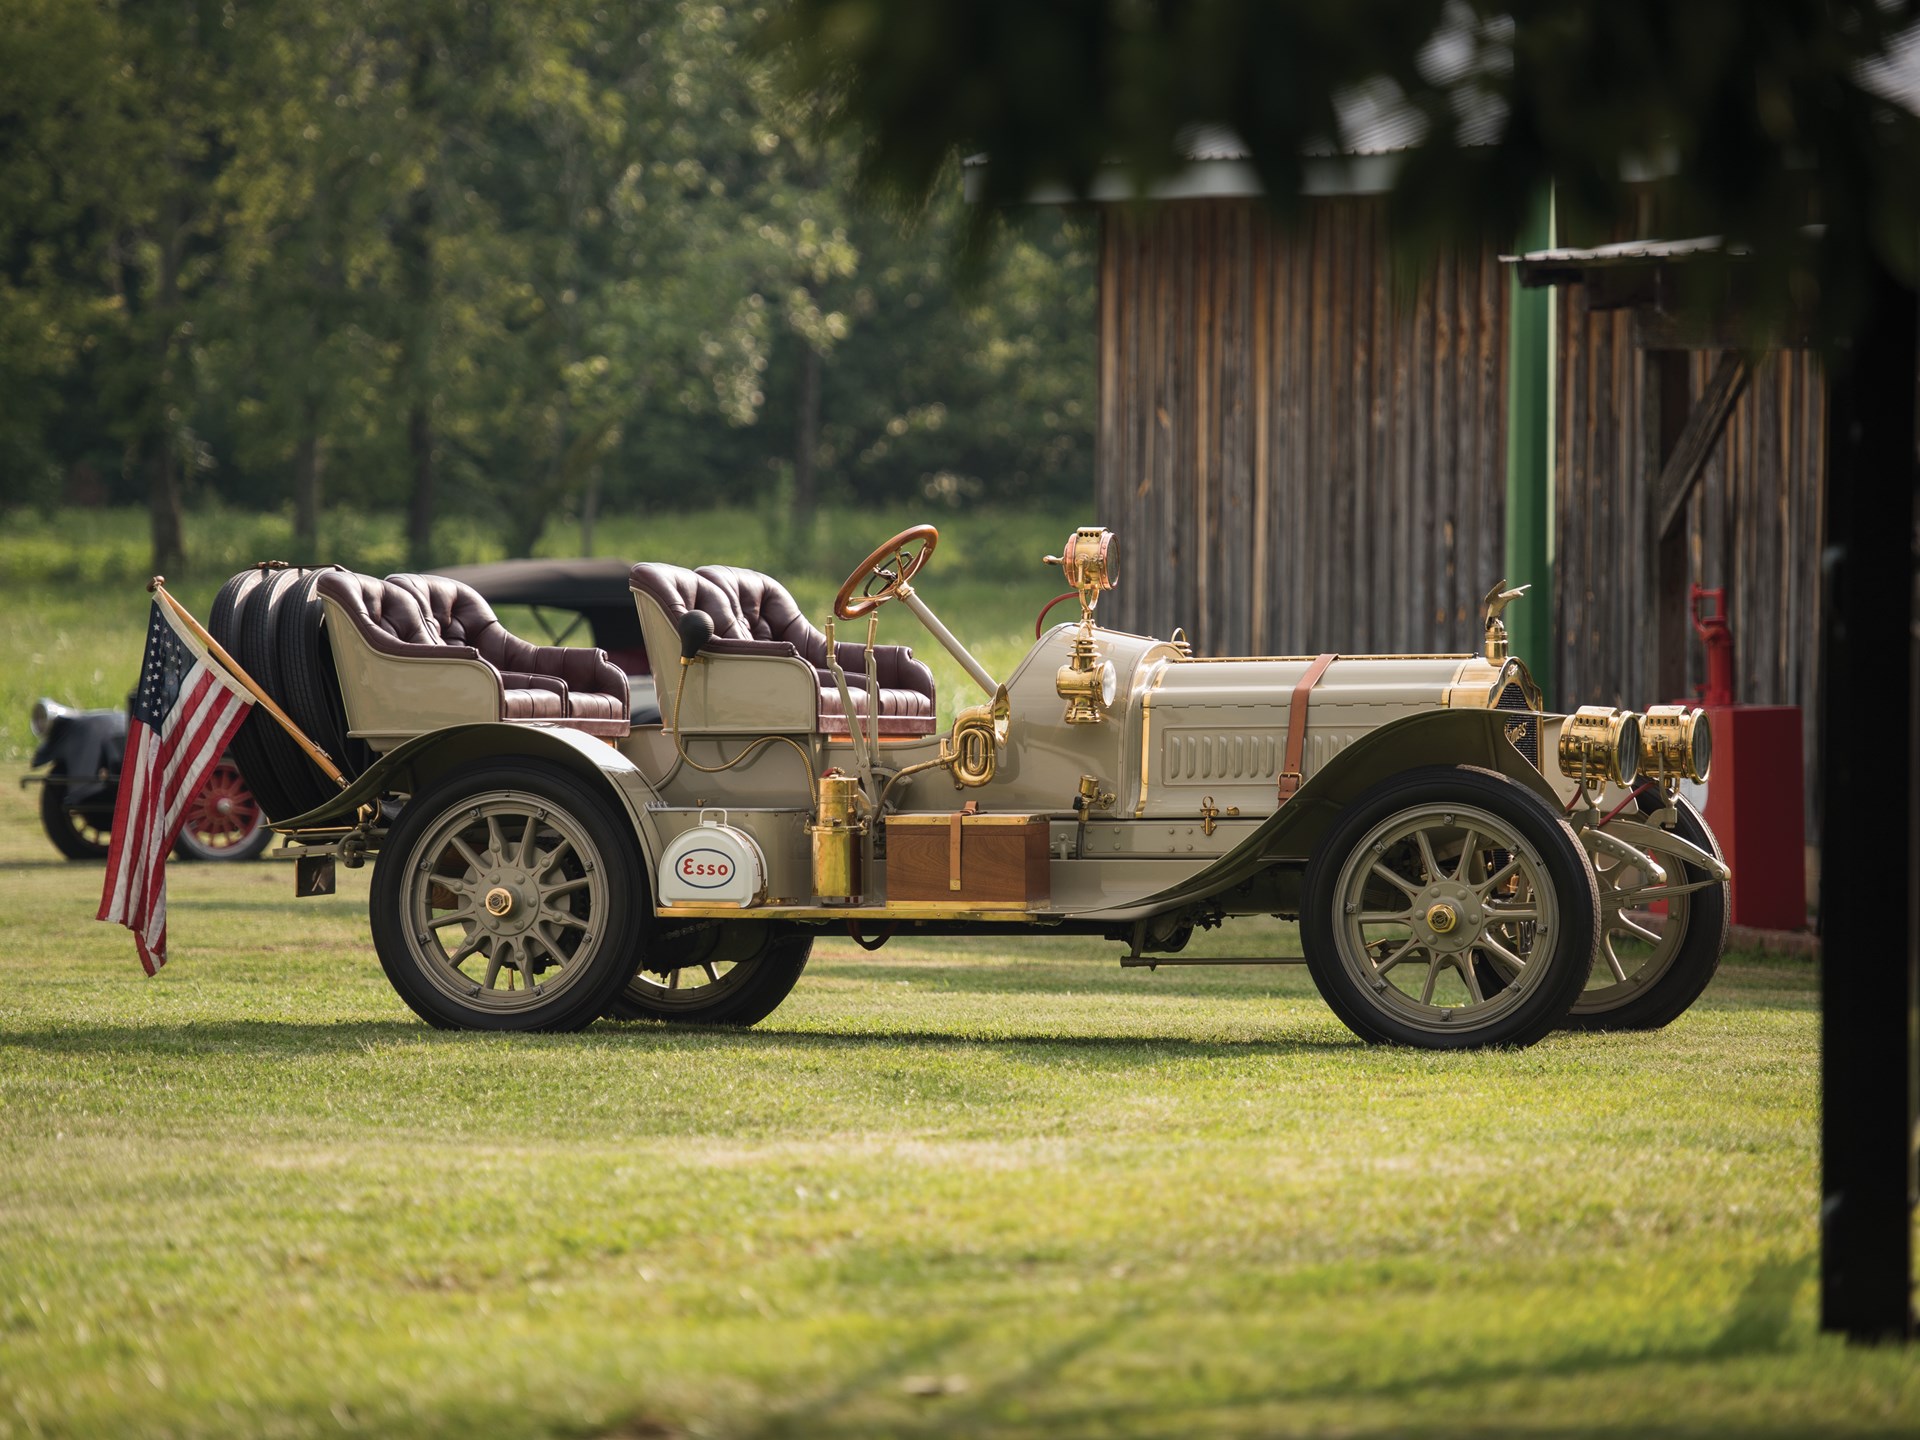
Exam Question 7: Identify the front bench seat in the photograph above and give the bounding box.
[697,566,936,738]
[315,571,629,739]
[628,562,936,737]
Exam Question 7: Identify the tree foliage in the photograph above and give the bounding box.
[776,0,1920,336]
[0,1,1096,569]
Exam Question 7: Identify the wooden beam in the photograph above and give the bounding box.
[1651,352,1750,539]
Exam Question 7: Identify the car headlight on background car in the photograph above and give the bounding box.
[1557,706,1642,789]
[1639,705,1712,785]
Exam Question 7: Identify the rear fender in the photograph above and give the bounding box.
[1093,708,1558,917]
[273,724,662,871]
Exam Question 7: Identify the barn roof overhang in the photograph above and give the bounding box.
[1502,232,1822,350]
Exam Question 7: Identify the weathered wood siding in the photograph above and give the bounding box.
[1554,290,1825,794]
[1098,198,1826,758]
[1096,197,1509,658]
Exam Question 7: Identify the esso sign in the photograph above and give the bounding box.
[658,820,766,909]
[677,850,735,886]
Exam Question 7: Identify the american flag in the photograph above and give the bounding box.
[97,599,255,974]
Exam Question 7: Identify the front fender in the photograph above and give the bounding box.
[1086,708,1558,917]
[32,710,127,776]
[274,724,663,871]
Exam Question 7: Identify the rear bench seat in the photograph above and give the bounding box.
[316,570,631,739]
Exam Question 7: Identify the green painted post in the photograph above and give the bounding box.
[1505,189,1555,703]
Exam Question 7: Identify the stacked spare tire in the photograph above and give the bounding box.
[209,565,373,821]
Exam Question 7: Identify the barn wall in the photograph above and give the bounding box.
[1554,290,1825,799]
[1096,197,1509,657]
[1098,196,1828,826]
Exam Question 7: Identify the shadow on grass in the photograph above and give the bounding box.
[731,1256,1824,1440]
[0,1015,1359,1063]
[806,957,1314,997]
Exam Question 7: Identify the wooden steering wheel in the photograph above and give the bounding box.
[834,524,939,618]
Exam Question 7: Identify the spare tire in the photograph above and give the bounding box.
[275,567,371,783]
[240,566,336,819]
[211,569,301,823]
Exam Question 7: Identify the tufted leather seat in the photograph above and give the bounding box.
[316,570,630,737]
[629,562,937,737]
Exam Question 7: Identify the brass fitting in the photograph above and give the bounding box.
[808,770,867,902]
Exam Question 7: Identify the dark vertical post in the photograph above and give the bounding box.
[1819,255,1919,1342]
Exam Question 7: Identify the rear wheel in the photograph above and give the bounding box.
[370,762,643,1031]
[604,920,811,1026]
[174,758,271,862]
[1301,765,1599,1049]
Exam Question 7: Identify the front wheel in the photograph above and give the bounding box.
[39,775,111,860]
[1562,794,1728,1031]
[1301,765,1600,1049]
[604,919,811,1026]
[370,762,645,1031]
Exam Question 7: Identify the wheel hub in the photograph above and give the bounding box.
[479,871,537,934]
[1415,880,1482,953]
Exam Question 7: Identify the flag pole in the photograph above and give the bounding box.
[148,576,348,790]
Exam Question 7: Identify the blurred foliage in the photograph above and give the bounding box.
[776,0,1920,340]
[0,1,1096,567]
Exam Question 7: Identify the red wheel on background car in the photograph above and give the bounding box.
[175,758,272,862]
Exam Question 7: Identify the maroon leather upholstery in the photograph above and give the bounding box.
[629,562,937,737]
[386,574,631,734]
[317,569,629,736]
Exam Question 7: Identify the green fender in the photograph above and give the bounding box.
[272,724,662,870]
[1098,707,1562,916]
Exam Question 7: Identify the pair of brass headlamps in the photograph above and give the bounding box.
[1556,704,1712,790]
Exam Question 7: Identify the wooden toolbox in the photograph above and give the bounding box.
[885,808,1050,909]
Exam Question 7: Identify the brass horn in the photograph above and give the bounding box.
[942,684,1011,788]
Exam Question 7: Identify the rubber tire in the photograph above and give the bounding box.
[172,759,273,862]
[1301,765,1600,1049]
[273,568,371,783]
[369,761,645,1031]
[211,570,299,823]
[239,567,335,819]
[604,924,812,1026]
[1561,794,1729,1032]
[39,778,109,859]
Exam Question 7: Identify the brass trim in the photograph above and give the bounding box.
[1136,687,1156,817]
[1177,653,1473,664]
[885,813,1047,827]
[655,902,1043,921]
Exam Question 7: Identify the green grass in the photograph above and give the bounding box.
[3,508,1916,1436]
[3,780,1917,1437]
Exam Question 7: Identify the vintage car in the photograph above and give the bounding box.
[220,523,1728,1050]
[24,698,271,862]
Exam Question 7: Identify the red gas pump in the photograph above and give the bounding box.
[1690,586,1807,931]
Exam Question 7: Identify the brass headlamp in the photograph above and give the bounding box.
[1638,705,1712,787]
[1046,526,1120,724]
[1557,706,1643,789]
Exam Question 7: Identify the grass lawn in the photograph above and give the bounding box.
[3,788,1917,1437]
[2,506,1916,1436]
